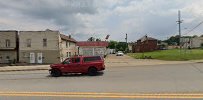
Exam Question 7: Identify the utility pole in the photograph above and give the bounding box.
[176,10,183,50]
[125,33,128,53]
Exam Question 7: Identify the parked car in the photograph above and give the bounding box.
[116,51,124,56]
[49,56,105,77]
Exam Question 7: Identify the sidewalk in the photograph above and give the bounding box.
[0,65,49,72]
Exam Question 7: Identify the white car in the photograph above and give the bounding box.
[116,51,124,56]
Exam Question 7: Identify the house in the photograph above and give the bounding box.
[77,41,108,57]
[128,42,134,53]
[180,37,203,49]
[19,29,77,64]
[180,37,191,49]
[191,37,203,48]
[0,30,18,63]
[133,35,158,52]
[60,34,78,60]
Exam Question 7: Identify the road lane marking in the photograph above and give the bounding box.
[1,92,203,99]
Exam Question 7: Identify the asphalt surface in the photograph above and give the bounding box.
[1,55,203,99]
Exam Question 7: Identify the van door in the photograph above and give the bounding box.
[70,57,82,72]
[63,58,73,73]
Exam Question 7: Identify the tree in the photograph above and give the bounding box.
[116,42,128,52]
[87,37,95,41]
[201,43,203,49]
[87,37,102,42]
[163,35,180,45]
[108,41,118,49]
[192,35,198,38]
[96,38,101,41]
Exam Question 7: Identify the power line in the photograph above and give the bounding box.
[183,20,203,35]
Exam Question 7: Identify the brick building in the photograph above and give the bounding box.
[133,35,158,53]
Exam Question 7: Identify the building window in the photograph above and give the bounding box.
[66,52,69,57]
[5,39,10,47]
[43,38,47,47]
[66,41,68,48]
[26,39,31,47]
[69,52,71,57]
[66,52,71,58]
[6,56,10,60]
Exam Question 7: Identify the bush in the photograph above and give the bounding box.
[201,43,203,49]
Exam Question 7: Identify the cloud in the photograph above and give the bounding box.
[0,0,97,31]
[0,0,203,41]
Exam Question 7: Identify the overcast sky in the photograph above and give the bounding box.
[0,0,203,42]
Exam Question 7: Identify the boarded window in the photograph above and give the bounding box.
[5,39,10,47]
[26,39,31,47]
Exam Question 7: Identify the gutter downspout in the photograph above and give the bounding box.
[16,31,19,63]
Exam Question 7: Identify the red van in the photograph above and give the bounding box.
[49,56,105,77]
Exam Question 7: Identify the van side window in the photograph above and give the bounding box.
[63,58,71,64]
[84,56,101,62]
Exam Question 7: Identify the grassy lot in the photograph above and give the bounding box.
[128,49,203,61]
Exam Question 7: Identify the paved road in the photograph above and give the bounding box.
[1,55,203,99]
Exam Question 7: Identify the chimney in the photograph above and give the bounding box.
[69,35,71,39]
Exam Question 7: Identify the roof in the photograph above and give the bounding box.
[19,30,59,32]
[60,34,77,43]
[138,35,157,42]
[77,41,109,47]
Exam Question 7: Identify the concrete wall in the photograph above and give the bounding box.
[0,31,18,63]
[0,51,17,63]
[19,30,60,63]
[19,30,60,51]
[0,31,17,49]
[19,50,60,64]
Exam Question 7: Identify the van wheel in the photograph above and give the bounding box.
[88,67,97,76]
[50,69,61,77]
